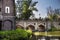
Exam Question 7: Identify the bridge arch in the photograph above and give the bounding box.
[26,25,35,31]
[16,25,24,29]
[38,24,45,32]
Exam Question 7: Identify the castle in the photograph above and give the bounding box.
[0,0,60,40]
[0,0,60,32]
[0,0,15,30]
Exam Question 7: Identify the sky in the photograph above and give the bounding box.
[33,0,60,18]
[16,0,60,18]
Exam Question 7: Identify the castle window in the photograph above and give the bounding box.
[5,6,10,13]
[0,8,1,12]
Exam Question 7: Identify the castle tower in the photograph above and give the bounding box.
[0,0,15,30]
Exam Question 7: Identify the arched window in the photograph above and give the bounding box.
[5,6,10,13]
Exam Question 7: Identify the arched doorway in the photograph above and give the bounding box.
[38,25,45,32]
[26,25,35,31]
[3,20,12,30]
[16,25,24,29]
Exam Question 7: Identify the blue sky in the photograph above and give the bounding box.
[33,0,60,18]
[16,0,60,18]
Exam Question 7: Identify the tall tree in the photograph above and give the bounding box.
[21,0,38,20]
[47,7,58,31]
[47,7,58,21]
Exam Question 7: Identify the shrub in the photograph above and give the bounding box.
[0,29,32,40]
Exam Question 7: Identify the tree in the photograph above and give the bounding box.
[49,14,58,21]
[54,9,60,21]
[47,7,58,31]
[21,0,38,20]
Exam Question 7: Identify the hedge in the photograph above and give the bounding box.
[0,29,32,40]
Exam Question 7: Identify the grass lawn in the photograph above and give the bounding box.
[33,31,60,37]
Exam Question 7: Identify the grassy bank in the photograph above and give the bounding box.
[33,31,60,37]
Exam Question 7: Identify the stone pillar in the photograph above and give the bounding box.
[24,22,26,29]
[35,22,38,30]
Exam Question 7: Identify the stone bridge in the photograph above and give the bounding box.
[16,20,60,31]
[16,20,52,31]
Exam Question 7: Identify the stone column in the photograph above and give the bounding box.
[35,22,38,30]
[24,22,26,30]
